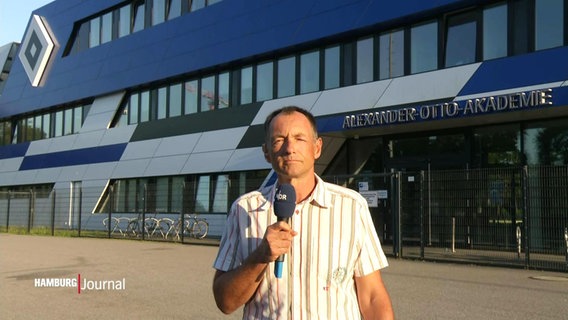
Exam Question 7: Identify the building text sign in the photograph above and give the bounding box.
[342,89,553,129]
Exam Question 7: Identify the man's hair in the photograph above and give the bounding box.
[263,106,318,141]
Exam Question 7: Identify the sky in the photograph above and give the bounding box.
[0,0,55,46]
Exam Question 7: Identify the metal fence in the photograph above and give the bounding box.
[323,165,568,272]
[1,165,567,272]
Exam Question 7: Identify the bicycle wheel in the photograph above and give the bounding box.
[126,219,140,237]
[192,220,208,239]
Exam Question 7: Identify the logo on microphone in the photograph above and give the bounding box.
[276,191,287,201]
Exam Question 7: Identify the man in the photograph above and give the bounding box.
[213,106,394,319]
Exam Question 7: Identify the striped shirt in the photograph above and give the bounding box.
[213,174,389,320]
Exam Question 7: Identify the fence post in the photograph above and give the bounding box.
[564,227,568,266]
[27,189,33,233]
[451,217,456,253]
[108,185,113,238]
[522,166,530,268]
[6,191,11,232]
[180,182,185,243]
[51,189,56,236]
[516,225,522,259]
[392,171,402,258]
[142,184,147,241]
[78,187,82,237]
[420,170,425,259]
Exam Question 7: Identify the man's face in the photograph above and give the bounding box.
[263,111,322,181]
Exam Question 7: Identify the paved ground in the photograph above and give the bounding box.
[1,233,567,319]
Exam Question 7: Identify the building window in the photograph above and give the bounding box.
[356,37,374,83]
[140,90,150,122]
[535,0,564,50]
[132,2,146,33]
[277,56,296,98]
[511,0,530,55]
[473,124,521,167]
[201,75,216,111]
[324,46,340,89]
[129,94,139,124]
[195,175,210,212]
[300,50,320,94]
[119,6,131,38]
[157,86,168,119]
[101,12,113,44]
[191,0,206,11]
[483,3,507,60]
[218,72,230,109]
[524,119,568,166]
[444,11,477,68]
[169,83,182,117]
[379,29,404,80]
[240,66,253,104]
[89,18,101,47]
[411,21,438,74]
[256,61,274,102]
[185,80,199,114]
[168,0,183,20]
[152,0,167,26]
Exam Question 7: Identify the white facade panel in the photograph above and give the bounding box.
[120,139,161,160]
[224,147,270,171]
[82,163,117,181]
[72,130,105,150]
[33,167,63,184]
[182,150,233,174]
[312,81,390,117]
[0,157,24,172]
[144,155,189,177]
[13,169,39,185]
[251,92,321,126]
[47,135,78,153]
[376,64,481,108]
[26,139,53,156]
[57,165,89,182]
[153,134,200,157]
[79,92,125,133]
[111,159,151,179]
[99,125,136,145]
[192,127,248,153]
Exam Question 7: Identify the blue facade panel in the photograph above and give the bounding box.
[0,143,30,160]
[459,47,568,96]
[0,0,461,118]
[19,143,126,170]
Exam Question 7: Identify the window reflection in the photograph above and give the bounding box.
[535,0,564,50]
[356,37,374,83]
[411,21,438,73]
[483,3,507,60]
[277,56,296,98]
[524,120,568,165]
[300,51,319,94]
[324,46,340,89]
[473,125,521,167]
[379,29,404,80]
[445,13,476,67]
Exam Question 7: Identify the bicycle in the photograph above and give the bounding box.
[102,216,130,236]
[165,214,209,240]
[126,214,171,239]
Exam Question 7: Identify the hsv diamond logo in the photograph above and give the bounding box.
[18,15,56,87]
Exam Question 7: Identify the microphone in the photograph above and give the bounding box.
[273,183,296,278]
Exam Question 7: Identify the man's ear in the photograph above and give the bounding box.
[262,143,271,163]
[314,137,323,160]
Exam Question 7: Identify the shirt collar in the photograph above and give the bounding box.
[261,174,331,210]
